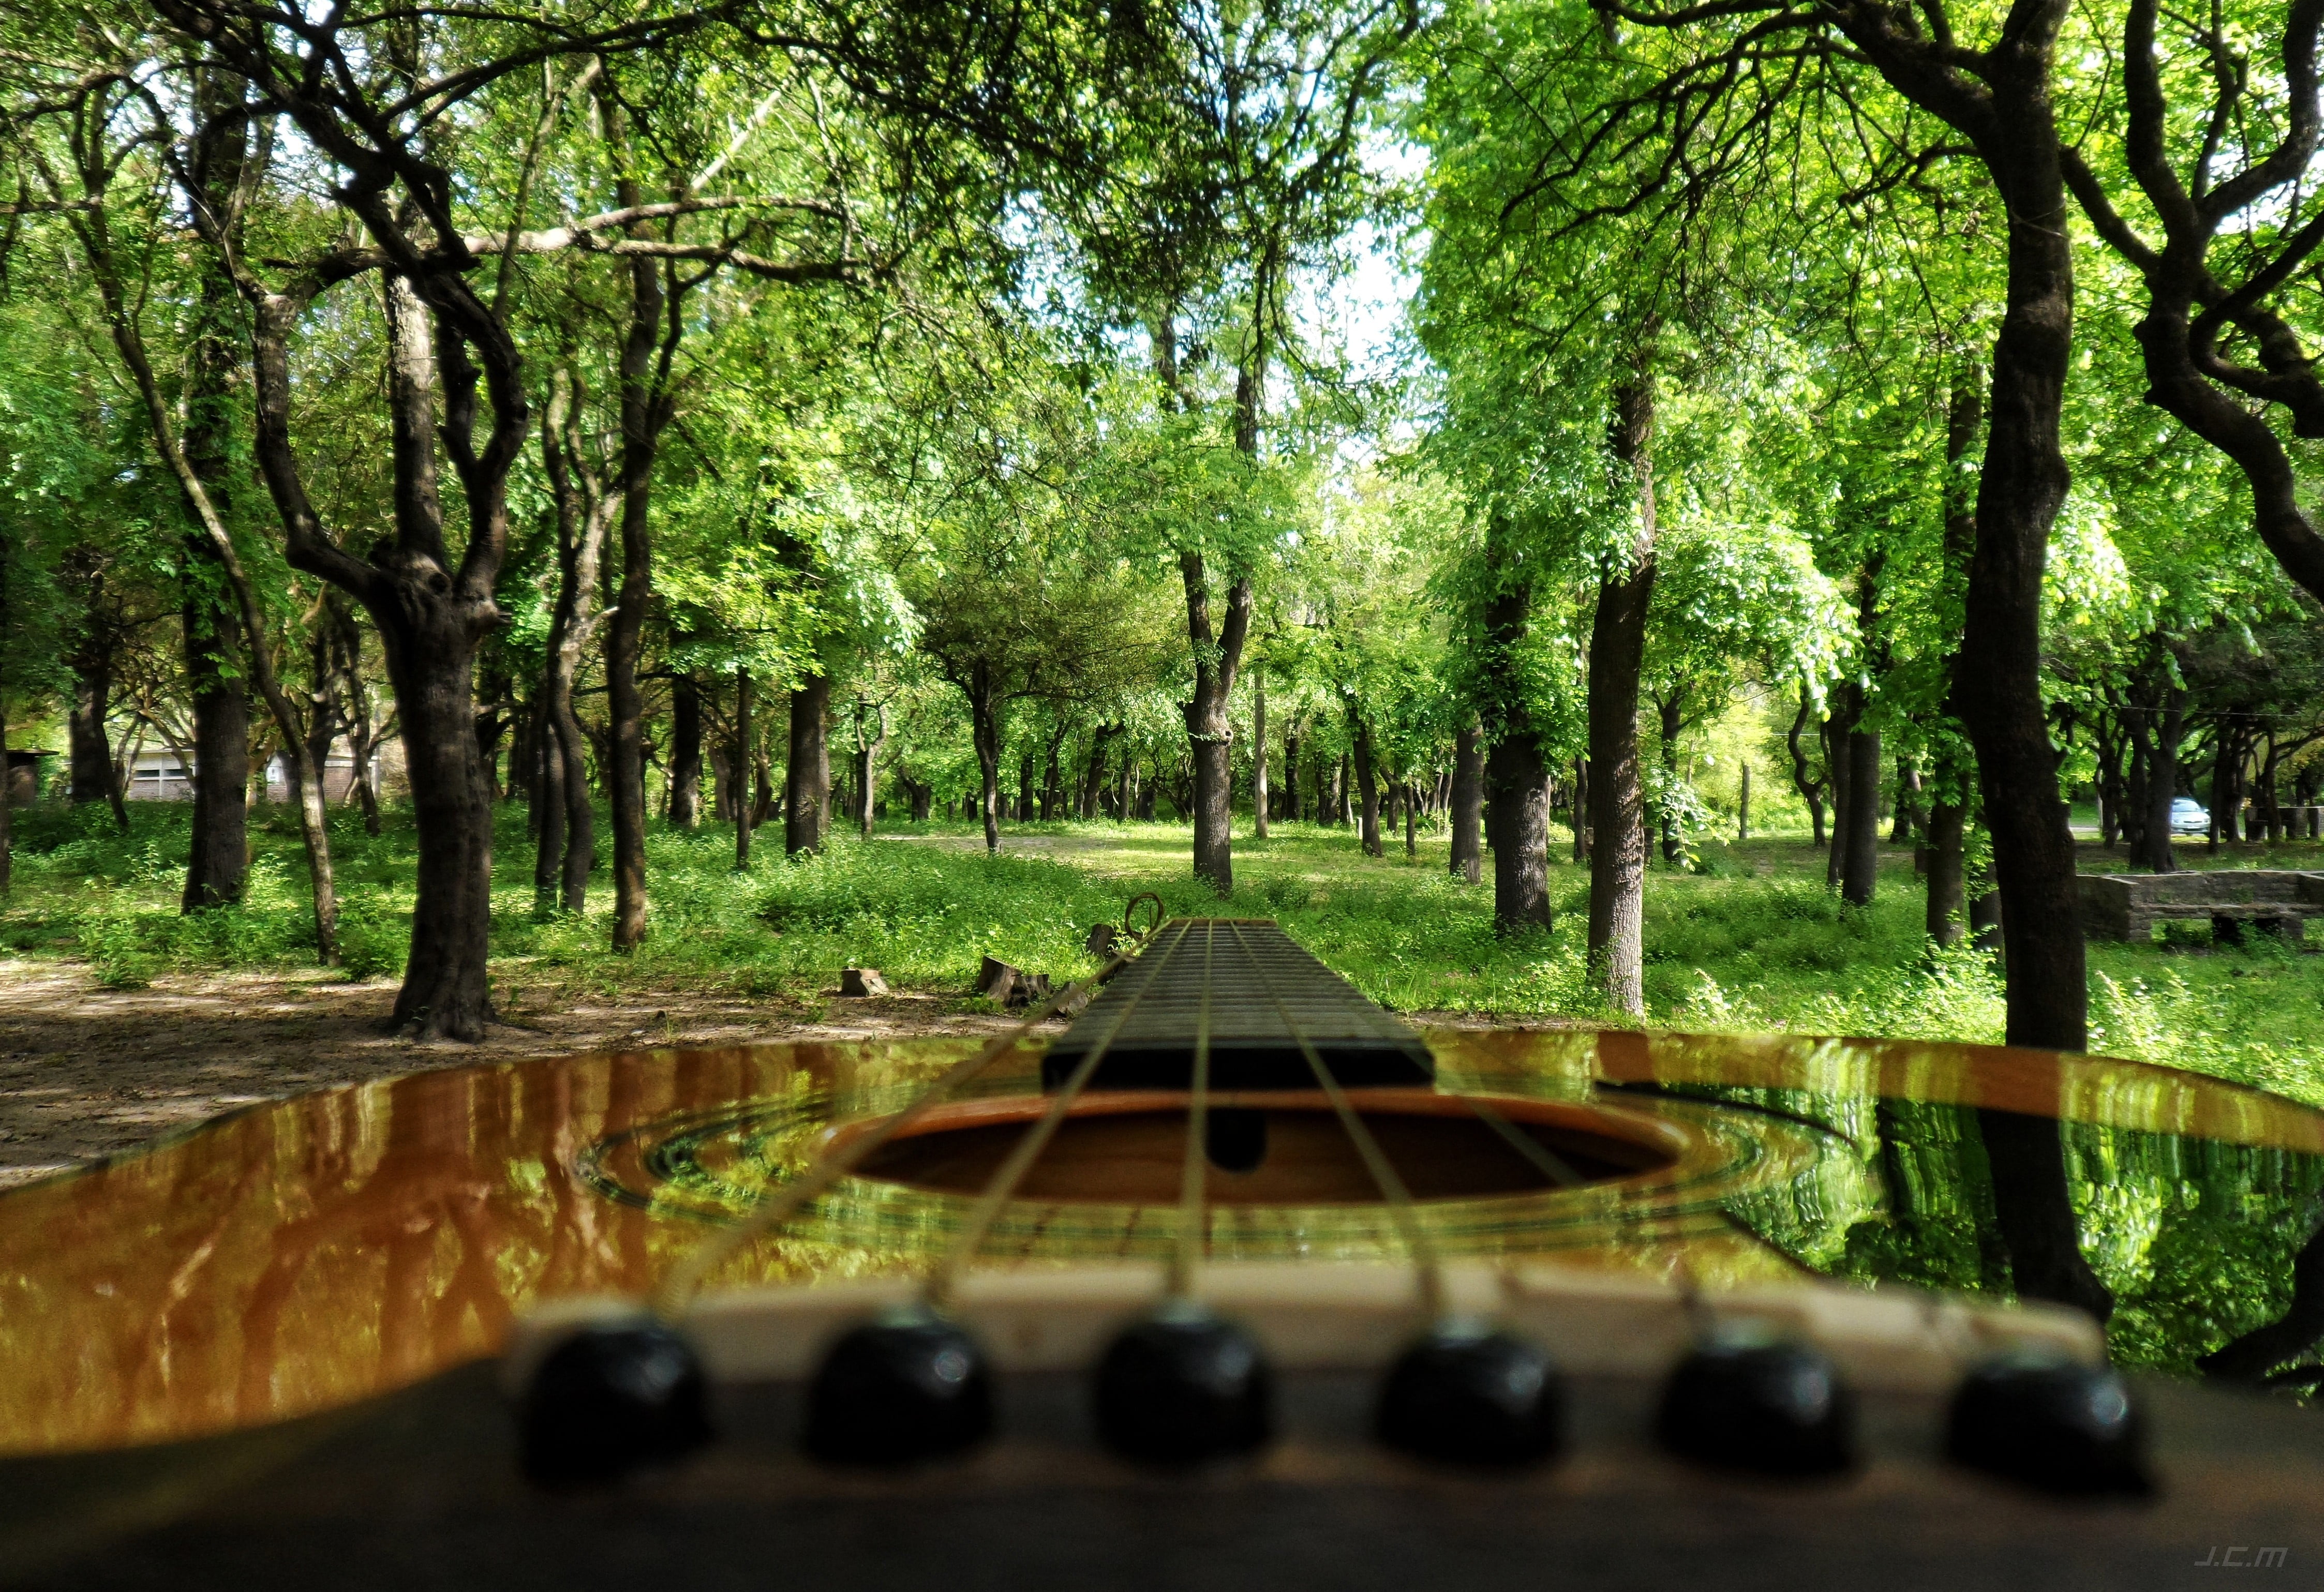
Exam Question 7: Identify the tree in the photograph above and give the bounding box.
[1604,0,2098,1071]
[2061,0,2324,613]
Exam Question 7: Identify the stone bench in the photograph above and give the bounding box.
[2239,805,2324,841]
[2079,870,2324,943]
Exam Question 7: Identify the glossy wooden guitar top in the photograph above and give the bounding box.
[1,1026,2317,1458]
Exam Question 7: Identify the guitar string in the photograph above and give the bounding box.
[648,925,1160,1321]
[1167,920,1217,1300]
[921,920,1187,1312]
[1223,920,1447,1323]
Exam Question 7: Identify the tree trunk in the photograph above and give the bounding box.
[1480,529,1552,928]
[1825,713,1852,887]
[1332,753,1349,825]
[76,100,338,968]
[1282,728,1302,822]
[1486,731,1550,932]
[1449,723,1483,884]
[380,609,492,1030]
[1938,64,2091,1062]
[1787,690,1827,847]
[68,662,114,806]
[752,746,777,829]
[1926,800,1967,947]
[538,366,609,917]
[1252,672,1270,839]
[2200,1223,2324,1385]
[1351,710,1383,858]
[1572,758,1589,863]
[1079,724,1116,819]
[2132,669,2185,874]
[181,624,250,904]
[0,694,10,894]
[733,668,752,870]
[605,343,658,952]
[331,599,383,838]
[971,675,1002,854]
[1842,714,1882,906]
[1180,554,1254,894]
[669,673,703,829]
[787,673,831,856]
[1737,762,1750,842]
[1891,761,1921,844]
[1978,1107,2111,1323]
[1588,362,1657,1015]
[1037,721,1063,821]
[534,697,568,914]
[713,741,739,825]
[855,704,886,840]
[1657,693,1684,864]
[1405,781,1419,858]
[176,63,251,898]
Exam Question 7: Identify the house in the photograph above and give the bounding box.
[261,750,383,803]
[127,748,195,801]
[118,747,388,803]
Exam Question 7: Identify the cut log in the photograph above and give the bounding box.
[839,967,888,998]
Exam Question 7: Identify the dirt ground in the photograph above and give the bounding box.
[0,960,1044,1189]
[0,958,1534,1190]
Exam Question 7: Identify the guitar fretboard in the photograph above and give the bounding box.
[1039,918,1436,1092]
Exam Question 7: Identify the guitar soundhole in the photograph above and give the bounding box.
[842,1092,1678,1206]
[1205,1108,1268,1174]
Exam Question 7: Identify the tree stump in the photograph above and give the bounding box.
[840,967,888,998]
[978,956,1020,1004]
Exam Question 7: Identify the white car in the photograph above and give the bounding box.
[2169,797,2209,835]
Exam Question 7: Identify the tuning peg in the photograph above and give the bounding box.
[1377,1324,1565,1466]
[1656,1332,1855,1476]
[805,1309,994,1465]
[1946,1356,2150,1496]
[518,1319,712,1484]
[1094,1301,1273,1464]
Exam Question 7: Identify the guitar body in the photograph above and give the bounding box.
[4,922,2323,1589]
[8,1356,2316,1589]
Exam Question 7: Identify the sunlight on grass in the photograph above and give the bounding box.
[4,802,2320,1105]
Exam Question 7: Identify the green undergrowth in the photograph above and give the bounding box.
[3,803,2321,1105]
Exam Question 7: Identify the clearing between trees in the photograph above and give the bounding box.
[0,803,2315,1187]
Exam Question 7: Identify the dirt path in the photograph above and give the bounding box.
[0,954,1546,1191]
[0,960,1033,1189]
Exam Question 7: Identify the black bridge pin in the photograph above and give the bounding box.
[1377,1323,1566,1466]
[1095,1301,1273,1464]
[805,1307,995,1465]
[1656,1329,1856,1476]
[1946,1355,2151,1496]
[518,1318,712,1485]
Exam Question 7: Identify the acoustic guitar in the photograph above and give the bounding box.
[3,913,2319,1588]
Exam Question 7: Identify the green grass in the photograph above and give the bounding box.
[4,801,2321,1107]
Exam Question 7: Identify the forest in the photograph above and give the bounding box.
[0,0,2320,1087]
